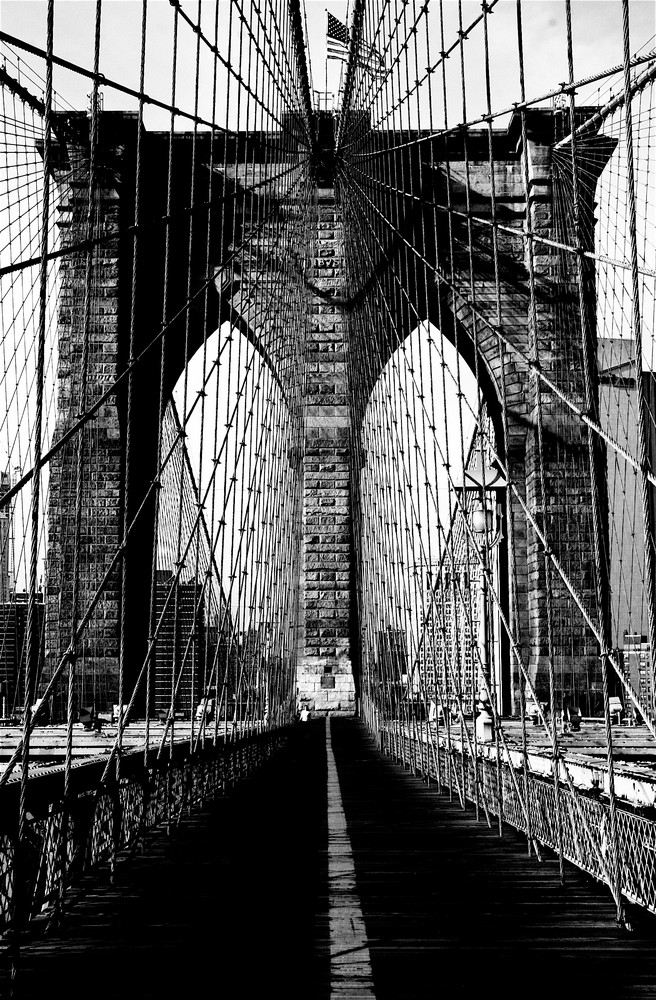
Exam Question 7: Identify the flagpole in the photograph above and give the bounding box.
[325,8,328,111]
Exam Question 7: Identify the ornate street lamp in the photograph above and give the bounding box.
[451,461,506,733]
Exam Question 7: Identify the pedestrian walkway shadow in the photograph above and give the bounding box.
[4,723,331,999]
[4,718,656,1000]
[330,717,656,1000]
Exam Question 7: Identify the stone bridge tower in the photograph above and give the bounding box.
[41,107,614,719]
[339,107,615,715]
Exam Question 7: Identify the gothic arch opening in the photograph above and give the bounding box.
[158,321,302,724]
[355,321,511,720]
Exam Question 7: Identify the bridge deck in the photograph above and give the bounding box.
[5,718,656,998]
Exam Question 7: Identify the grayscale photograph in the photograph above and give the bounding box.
[0,0,655,995]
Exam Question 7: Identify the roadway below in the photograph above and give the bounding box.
[3,717,656,998]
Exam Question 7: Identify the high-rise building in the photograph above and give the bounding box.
[153,571,209,718]
[234,623,275,719]
[0,470,13,604]
[0,592,45,714]
[622,634,653,724]
[374,627,409,709]
[599,340,656,721]
[417,567,439,697]
[419,560,481,713]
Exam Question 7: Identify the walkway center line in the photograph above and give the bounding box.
[325,717,377,999]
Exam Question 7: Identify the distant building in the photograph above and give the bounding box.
[154,571,211,718]
[206,609,233,709]
[622,634,653,724]
[599,341,647,643]
[419,559,480,714]
[235,623,276,720]
[0,470,13,604]
[373,627,409,709]
[599,340,656,721]
[0,592,45,714]
[415,418,495,714]
[417,567,439,696]
[376,626,407,679]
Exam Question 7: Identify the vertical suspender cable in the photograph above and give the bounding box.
[14,0,54,982]
[565,0,624,924]
[620,1,656,726]
[515,0,566,879]
[60,0,103,913]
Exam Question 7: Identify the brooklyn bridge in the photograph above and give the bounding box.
[0,0,655,994]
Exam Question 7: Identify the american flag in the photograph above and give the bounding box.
[327,12,385,78]
[327,12,349,63]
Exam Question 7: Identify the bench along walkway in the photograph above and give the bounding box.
[5,718,656,998]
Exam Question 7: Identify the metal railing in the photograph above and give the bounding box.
[362,698,656,916]
[0,727,288,935]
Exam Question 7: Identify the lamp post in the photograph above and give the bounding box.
[451,463,505,725]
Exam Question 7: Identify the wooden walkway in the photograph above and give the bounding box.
[4,718,656,998]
